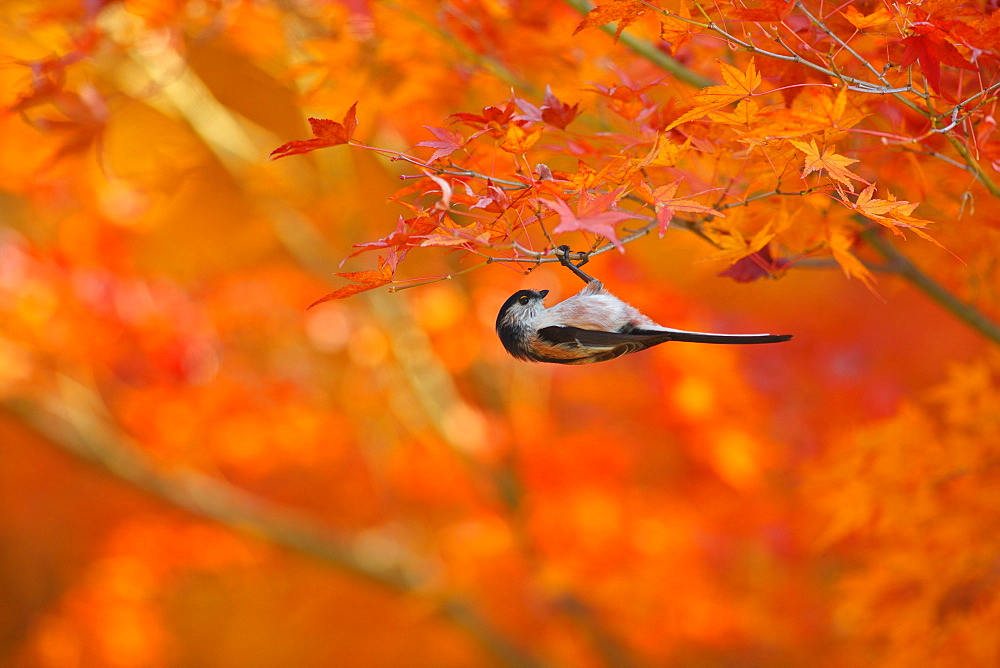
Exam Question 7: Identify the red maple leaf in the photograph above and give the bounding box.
[540,87,582,130]
[345,215,439,268]
[306,257,393,308]
[268,102,358,160]
[516,87,581,130]
[416,126,467,162]
[899,26,977,93]
[719,246,789,282]
[540,188,641,252]
[448,100,516,139]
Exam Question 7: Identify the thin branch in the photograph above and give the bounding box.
[860,228,1000,344]
[943,134,1000,197]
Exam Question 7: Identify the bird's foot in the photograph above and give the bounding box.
[554,245,598,285]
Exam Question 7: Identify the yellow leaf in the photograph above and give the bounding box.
[791,139,864,192]
[635,134,691,168]
[828,224,875,290]
[845,184,938,238]
[499,124,542,154]
[709,99,761,126]
[665,59,760,131]
[842,5,893,30]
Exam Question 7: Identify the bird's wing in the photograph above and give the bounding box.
[536,326,673,364]
[536,325,792,363]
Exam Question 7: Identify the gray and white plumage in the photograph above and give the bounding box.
[495,281,792,365]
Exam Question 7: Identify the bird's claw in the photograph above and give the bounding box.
[554,245,597,285]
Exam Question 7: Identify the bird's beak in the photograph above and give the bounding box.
[539,290,549,298]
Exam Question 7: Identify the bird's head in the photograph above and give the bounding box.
[495,289,549,359]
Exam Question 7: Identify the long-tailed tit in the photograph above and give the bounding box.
[496,247,792,364]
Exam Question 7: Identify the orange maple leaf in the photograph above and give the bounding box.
[306,258,393,308]
[704,219,775,264]
[636,179,722,235]
[665,59,760,131]
[540,188,641,252]
[659,3,696,55]
[844,185,942,246]
[790,139,865,192]
[828,224,876,290]
[499,123,543,154]
[842,6,893,30]
[573,0,649,41]
[269,102,358,160]
[634,134,691,169]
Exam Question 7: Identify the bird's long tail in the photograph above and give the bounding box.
[644,327,793,345]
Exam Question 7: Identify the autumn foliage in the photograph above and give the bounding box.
[2,0,1000,665]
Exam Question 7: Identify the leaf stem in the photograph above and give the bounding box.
[388,260,494,291]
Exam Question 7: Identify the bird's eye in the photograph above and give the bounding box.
[518,295,529,305]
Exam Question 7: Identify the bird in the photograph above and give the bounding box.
[495,247,792,365]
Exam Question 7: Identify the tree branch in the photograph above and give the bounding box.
[861,228,1000,345]
[3,377,548,668]
[562,0,715,88]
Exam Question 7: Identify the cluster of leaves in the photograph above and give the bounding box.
[272,0,1000,304]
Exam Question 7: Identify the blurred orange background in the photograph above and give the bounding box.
[2,1,999,666]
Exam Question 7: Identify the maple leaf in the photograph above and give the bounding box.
[790,139,865,192]
[469,181,511,212]
[589,81,661,121]
[418,216,505,250]
[499,123,543,153]
[842,6,893,30]
[634,134,691,168]
[704,219,776,264]
[573,0,649,41]
[635,179,722,235]
[345,215,438,267]
[899,26,977,94]
[708,98,762,127]
[665,59,761,131]
[449,100,516,139]
[424,172,455,211]
[268,103,358,160]
[568,160,610,191]
[540,188,642,252]
[540,87,582,130]
[828,224,875,290]
[307,257,393,308]
[659,3,696,55]
[843,185,941,245]
[416,126,466,162]
[719,245,790,282]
